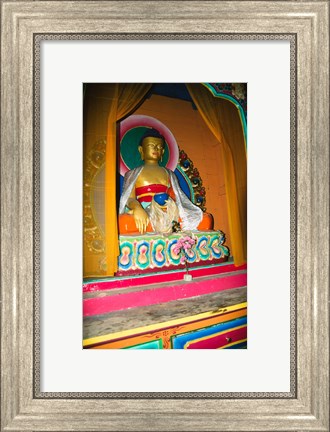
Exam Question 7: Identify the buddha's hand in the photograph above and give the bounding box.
[133,207,149,234]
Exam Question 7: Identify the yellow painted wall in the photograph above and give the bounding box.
[134,94,232,251]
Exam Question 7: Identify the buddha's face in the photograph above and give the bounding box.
[139,137,165,162]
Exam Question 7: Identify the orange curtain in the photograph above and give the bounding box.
[83,83,151,278]
[105,84,152,276]
[186,84,247,265]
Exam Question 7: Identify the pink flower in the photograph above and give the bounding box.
[174,235,196,266]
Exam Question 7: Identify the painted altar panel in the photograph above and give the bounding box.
[84,303,247,350]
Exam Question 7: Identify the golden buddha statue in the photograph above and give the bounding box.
[119,129,213,234]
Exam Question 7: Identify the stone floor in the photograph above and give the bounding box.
[83,285,247,339]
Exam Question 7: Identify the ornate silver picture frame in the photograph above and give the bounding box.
[1,1,329,431]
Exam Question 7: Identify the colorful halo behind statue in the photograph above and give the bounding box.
[119,114,179,176]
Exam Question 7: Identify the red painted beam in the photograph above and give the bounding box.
[83,263,247,293]
[83,272,247,317]
[186,326,247,349]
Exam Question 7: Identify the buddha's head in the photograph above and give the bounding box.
[138,129,165,163]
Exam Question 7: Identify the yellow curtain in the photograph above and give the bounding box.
[105,84,152,276]
[83,83,151,278]
[186,84,247,265]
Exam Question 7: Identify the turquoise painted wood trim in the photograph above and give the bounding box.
[202,83,247,148]
[125,339,163,349]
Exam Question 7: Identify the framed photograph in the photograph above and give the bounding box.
[82,82,247,350]
[1,1,329,431]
